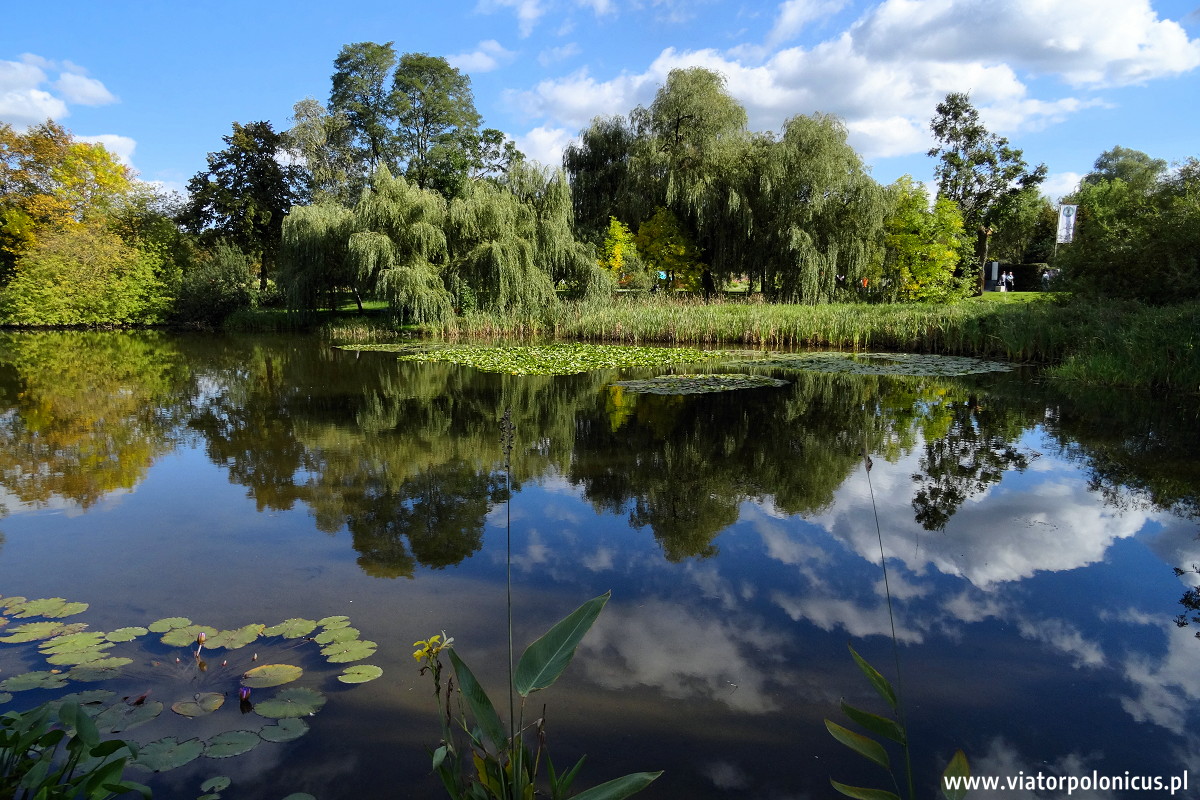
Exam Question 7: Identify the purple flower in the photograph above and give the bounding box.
[238,687,251,701]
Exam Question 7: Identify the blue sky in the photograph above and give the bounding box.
[2,0,1198,201]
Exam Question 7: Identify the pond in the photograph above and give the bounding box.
[0,330,1198,799]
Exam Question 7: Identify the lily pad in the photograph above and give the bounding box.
[316,615,351,630]
[0,621,72,643]
[612,373,788,395]
[0,671,69,692]
[320,639,377,664]
[40,631,107,653]
[395,343,726,376]
[742,351,1016,376]
[253,687,326,719]
[45,644,115,665]
[172,692,226,718]
[201,777,232,793]
[161,624,219,648]
[0,693,11,704]
[106,627,148,642]
[282,795,317,800]
[258,717,309,743]
[205,624,264,650]
[337,665,383,684]
[67,664,126,682]
[96,700,164,733]
[204,730,260,758]
[147,617,192,633]
[262,618,317,639]
[0,596,27,610]
[10,597,89,618]
[134,737,204,772]
[313,626,359,645]
[241,664,303,689]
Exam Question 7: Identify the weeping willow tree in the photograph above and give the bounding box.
[278,201,357,313]
[349,167,452,323]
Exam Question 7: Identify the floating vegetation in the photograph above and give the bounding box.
[391,342,725,376]
[612,373,789,395]
[741,351,1017,376]
[0,593,383,786]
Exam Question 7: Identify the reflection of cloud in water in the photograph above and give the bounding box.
[799,447,1155,587]
[771,591,926,643]
[578,598,787,713]
[969,737,1116,800]
[581,545,614,571]
[702,760,748,790]
[1119,624,1200,735]
[1015,616,1105,669]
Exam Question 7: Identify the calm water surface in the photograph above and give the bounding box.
[0,331,1198,799]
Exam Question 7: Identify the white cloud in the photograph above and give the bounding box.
[538,42,581,66]
[768,0,848,46]
[447,40,517,73]
[54,72,117,105]
[513,123,575,167]
[476,0,546,37]
[1042,171,1084,202]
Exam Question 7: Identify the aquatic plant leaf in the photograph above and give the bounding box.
[241,664,303,688]
[40,631,107,653]
[253,687,326,718]
[105,627,148,642]
[56,689,115,706]
[96,700,163,733]
[316,615,350,629]
[448,649,505,752]
[148,617,192,633]
[45,645,116,665]
[0,693,12,704]
[281,795,317,800]
[395,343,725,376]
[201,777,232,792]
[829,780,901,800]
[11,597,89,618]
[134,737,204,772]
[259,717,309,742]
[337,665,383,684]
[941,749,970,800]
[516,592,609,696]
[263,618,318,638]
[825,720,889,769]
[206,624,264,650]
[161,624,218,647]
[571,771,664,800]
[840,701,905,745]
[172,692,226,718]
[848,643,897,709]
[320,638,377,663]
[1,671,69,691]
[743,351,1015,377]
[0,621,70,642]
[66,664,125,682]
[0,596,27,610]
[204,730,260,758]
[313,626,359,645]
[611,373,788,395]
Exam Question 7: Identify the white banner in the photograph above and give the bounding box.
[1056,204,1078,244]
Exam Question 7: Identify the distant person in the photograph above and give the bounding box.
[1041,270,1050,291]
[1007,271,1016,291]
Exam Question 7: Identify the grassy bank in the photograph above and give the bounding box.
[383,294,1196,393]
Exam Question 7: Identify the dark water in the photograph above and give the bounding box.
[0,331,1198,799]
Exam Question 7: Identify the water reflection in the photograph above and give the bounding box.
[1,331,1199,798]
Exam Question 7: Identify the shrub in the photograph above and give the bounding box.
[172,243,255,326]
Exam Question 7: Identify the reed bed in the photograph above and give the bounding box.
[409,294,1199,393]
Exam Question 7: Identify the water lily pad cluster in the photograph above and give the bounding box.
[741,352,1017,377]
[392,342,726,376]
[0,594,383,780]
[611,373,789,395]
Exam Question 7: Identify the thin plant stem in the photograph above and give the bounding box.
[501,407,519,798]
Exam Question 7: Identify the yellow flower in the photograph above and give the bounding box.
[412,631,453,663]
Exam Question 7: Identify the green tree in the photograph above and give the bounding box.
[927,92,1046,292]
[634,207,703,289]
[180,121,306,291]
[987,185,1057,265]
[392,52,482,195]
[881,176,967,302]
[0,222,167,325]
[330,41,400,178]
[287,97,356,205]
[173,242,255,326]
[1083,145,1167,192]
[278,202,358,312]
[562,114,642,243]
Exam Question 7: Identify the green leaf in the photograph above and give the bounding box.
[95,701,163,734]
[840,701,905,744]
[316,615,351,629]
[206,624,264,650]
[259,718,309,743]
[201,777,232,792]
[204,730,260,758]
[825,720,890,769]
[262,618,317,638]
[40,631,107,653]
[241,664,303,688]
[133,737,204,772]
[313,626,360,645]
[0,671,69,691]
[941,749,970,800]
[448,649,506,753]
[830,780,902,800]
[11,597,89,618]
[320,638,377,663]
[515,592,609,696]
[337,664,383,684]
[281,794,317,800]
[253,687,325,719]
[172,693,225,718]
[0,621,71,643]
[571,771,663,800]
[147,617,191,633]
[848,643,896,709]
[105,627,148,642]
[161,624,218,647]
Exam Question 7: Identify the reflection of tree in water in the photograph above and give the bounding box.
[0,332,192,510]
[909,394,1031,531]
